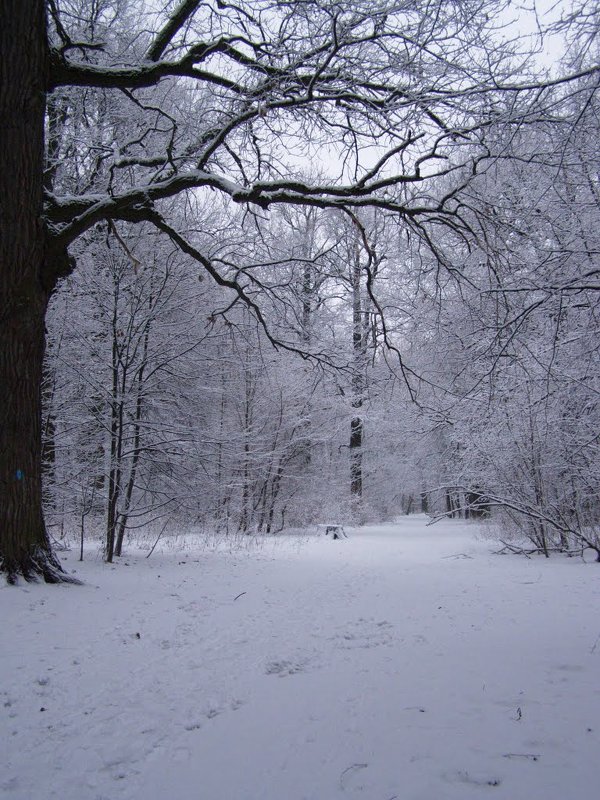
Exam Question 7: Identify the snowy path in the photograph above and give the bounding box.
[1,517,599,799]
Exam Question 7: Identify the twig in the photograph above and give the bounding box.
[339,763,368,790]
[442,553,473,559]
[146,519,170,558]
[591,633,600,654]
[503,753,540,761]
[233,591,247,601]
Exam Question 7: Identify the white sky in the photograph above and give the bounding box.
[506,0,569,70]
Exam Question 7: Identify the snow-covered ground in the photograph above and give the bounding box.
[1,516,599,800]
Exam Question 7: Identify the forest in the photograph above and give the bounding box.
[3,3,600,798]
[1,0,600,579]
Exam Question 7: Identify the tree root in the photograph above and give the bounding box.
[1,547,81,585]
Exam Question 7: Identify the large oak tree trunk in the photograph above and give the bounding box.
[0,0,71,582]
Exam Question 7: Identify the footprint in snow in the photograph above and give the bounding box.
[185,698,244,729]
[265,658,307,676]
[553,664,584,672]
[443,769,502,788]
[335,619,393,650]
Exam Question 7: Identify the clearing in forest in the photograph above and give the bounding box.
[1,516,598,799]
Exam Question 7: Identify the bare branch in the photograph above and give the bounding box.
[146,0,202,62]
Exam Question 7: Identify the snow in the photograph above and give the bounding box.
[1,516,599,800]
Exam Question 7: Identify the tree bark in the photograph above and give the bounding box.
[0,0,72,582]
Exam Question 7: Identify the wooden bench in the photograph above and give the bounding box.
[316,524,348,539]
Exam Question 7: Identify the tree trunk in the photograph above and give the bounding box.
[0,0,71,582]
[350,238,364,501]
[106,268,125,562]
[114,308,152,557]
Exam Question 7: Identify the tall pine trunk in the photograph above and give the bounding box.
[0,0,70,582]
